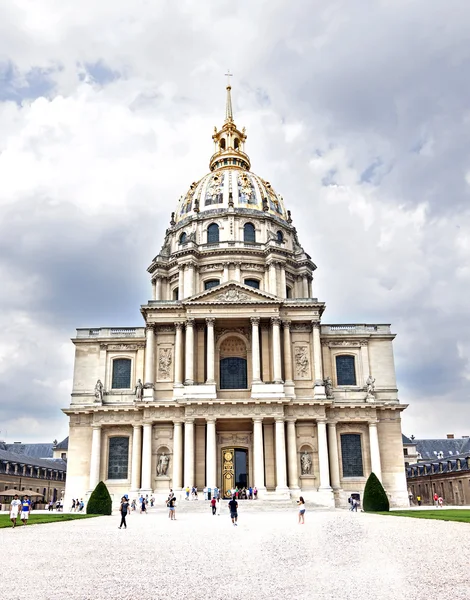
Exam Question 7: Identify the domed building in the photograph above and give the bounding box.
[64,84,408,507]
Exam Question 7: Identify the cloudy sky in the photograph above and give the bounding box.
[0,0,469,443]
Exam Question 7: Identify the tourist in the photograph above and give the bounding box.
[348,496,353,511]
[216,496,221,516]
[140,497,147,514]
[297,496,306,524]
[248,486,253,500]
[48,500,54,512]
[20,494,32,525]
[150,496,155,508]
[118,496,129,529]
[210,496,217,515]
[417,495,421,506]
[71,498,76,511]
[131,499,136,511]
[228,495,238,526]
[168,495,176,520]
[253,486,258,499]
[203,486,208,500]
[78,499,84,512]
[10,493,21,528]
[185,486,190,500]
[438,496,444,508]
[433,492,438,507]
[351,498,358,512]
[76,499,80,512]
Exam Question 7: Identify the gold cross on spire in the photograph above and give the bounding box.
[224,70,234,122]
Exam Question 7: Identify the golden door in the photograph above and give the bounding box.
[222,448,235,498]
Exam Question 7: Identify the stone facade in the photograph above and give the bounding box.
[63,85,409,508]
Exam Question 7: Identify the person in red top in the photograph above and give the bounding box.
[433,493,438,507]
[210,496,217,516]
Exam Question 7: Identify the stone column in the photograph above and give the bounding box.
[184,419,195,487]
[251,317,261,383]
[206,419,217,489]
[130,425,142,491]
[279,263,287,298]
[312,321,326,398]
[141,423,153,491]
[275,418,288,492]
[252,418,266,490]
[156,276,162,300]
[369,421,383,482]
[151,279,157,300]
[307,277,312,298]
[327,421,341,490]
[234,261,241,282]
[282,320,293,384]
[302,275,309,297]
[317,419,331,489]
[286,419,299,489]
[144,325,155,389]
[172,421,183,490]
[271,317,283,384]
[184,319,195,385]
[269,262,277,295]
[178,264,185,299]
[186,263,195,297]
[223,262,230,282]
[206,318,215,384]
[361,341,370,385]
[89,425,101,490]
[174,323,184,386]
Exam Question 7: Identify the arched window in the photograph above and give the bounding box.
[219,139,226,150]
[244,279,260,289]
[204,279,220,290]
[277,230,284,243]
[112,358,131,389]
[244,222,256,243]
[234,138,240,150]
[336,355,356,386]
[179,232,187,244]
[107,437,129,479]
[286,286,292,298]
[340,434,364,477]
[207,223,219,243]
[219,336,248,390]
[173,287,179,300]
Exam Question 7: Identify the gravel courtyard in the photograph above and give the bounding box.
[2,503,469,600]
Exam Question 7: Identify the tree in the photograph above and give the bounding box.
[362,472,390,512]
[86,481,112,515]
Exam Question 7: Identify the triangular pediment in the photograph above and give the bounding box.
[184,281,280,304]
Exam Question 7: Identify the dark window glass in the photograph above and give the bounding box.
[277,230,284,243]
[220,357,247,389]
[179,232,187,244]
[286,287,292,298]
[107,437,129,479]
[341,434,363,477]
[173,287,179,300]
[244,279,260,289]
[235,449,247,488]
[207,223,219,243]
[204,279,220,290]
[244,223,256,243]
[112,358,131,389]
[336,355,356,385]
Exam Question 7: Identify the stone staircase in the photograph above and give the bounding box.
[166,498,333,512]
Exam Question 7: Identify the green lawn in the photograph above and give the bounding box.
[377,509,470,523]
[0,513,102,529]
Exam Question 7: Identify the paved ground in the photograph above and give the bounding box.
[2,502,469,600]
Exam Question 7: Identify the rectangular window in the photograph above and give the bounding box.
[336,355,356,385]
[341,433,364,477]
[107,437,129,480]
[112,358,132,389]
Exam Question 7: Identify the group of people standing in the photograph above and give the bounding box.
[9,494,32,527]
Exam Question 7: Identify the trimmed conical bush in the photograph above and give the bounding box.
[86,481,112,515]
[363,472,390,512]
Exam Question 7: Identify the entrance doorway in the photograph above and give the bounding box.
[221,448,248,498]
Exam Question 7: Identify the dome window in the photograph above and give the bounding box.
[207,223,219,244]
[244,279,260,289]
[276,230,284,243]
[173,287,179,300]
[179,232,187,244]
[204,279,220,290]
[234,138,240,150]
[219,139,226,151]
[243,223,256,243]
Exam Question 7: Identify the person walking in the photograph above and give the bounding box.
[10,493,21,528]
[228,495,238,526]
[297,496,306,524]
[433,492,438,507]
[417,495,421,506]
[210,496,217,516]
[20,495,32,525]
[140,497,147,514]
[168,495,176,520]
[216,496,221,516]
[118,496,129,529]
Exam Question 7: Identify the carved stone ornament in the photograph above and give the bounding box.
[156,325,174,333]
[216,327,249,342]
[158,348,173,380]
[200,264,223,272]
[156,453,170,476]
[300,451,312,475]
[291,323,312,332]
[100,343,145,351]
[329,340,361,347]
[294,346,310,377]
[215,289,250,302]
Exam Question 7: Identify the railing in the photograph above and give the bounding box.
[76,327,146,339]
[322,324,391,334]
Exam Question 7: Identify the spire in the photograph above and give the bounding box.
[225,70,233,122]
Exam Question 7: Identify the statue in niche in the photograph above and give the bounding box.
[158,349,173,379]
[300,451,312,475]
[324,376,333,398]
[365,375,376,398]
[135,379,144,400]
[294,346,309,377]
[156,453,170,476]
[94,380,104,402]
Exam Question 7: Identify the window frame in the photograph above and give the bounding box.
[179,232,187,244]
[108,356,134,391]
[204,279,221,290]
[340,433,364,478]
[207,223,220,244]
[106,436,130,481]
[244,278,260,289]
[243,222,256,243]
[335,354,357,386]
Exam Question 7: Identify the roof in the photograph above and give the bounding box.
[402,434,414,445]
[415,438,470,460]
[2,442,53,459]
[0,448,67,471]
[55,437,69,450]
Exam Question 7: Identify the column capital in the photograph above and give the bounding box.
[360,339,369,346]
[184,418,195,425]
[132,424,142,430]
[174,322,184,331]
[327,419,338,426]
[252,417,264,424]
[205,317,215,326]
[143,422,154,428]
[368,419,379,426]
[316,418,327,424]
[285,417,297,423]
[250,316,260,326]
[185,318,195,328]
[179,263,186,271]
[311,320,320,329]
[92,424,102,431]
[206,418,217,424]
[274,416,285,423]
[146,324,155,332]
[271,316,282,327]
[282,319,291,329]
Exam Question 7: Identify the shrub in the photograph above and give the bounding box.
[363,472,390,512]
[86,481,112,515]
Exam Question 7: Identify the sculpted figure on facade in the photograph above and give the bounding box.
[217,288,250,302]
[324,376,333,398]
[294,346,309,377]
[156,453,170,476]
[365,375,376,399]
[300,451,312,475]
[135,379,144,400]
[94,379,104,402]
[158,348,173,379]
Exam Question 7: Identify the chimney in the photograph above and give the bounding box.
[446,434,454,439]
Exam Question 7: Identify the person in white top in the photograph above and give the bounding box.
[216,497,221,516]
[10,494,21,528]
